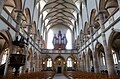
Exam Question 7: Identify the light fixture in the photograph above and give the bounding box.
[58,58,61,61]
[74,62,76,64]
[112,49,115,53]
[43,61,45,64]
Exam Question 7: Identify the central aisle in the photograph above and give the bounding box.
[53,74,67,79]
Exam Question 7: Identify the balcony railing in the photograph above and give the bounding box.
[41,49,78,54]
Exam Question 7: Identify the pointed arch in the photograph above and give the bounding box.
[95,42,106,68]
[105,0,118,9]
[54,55,65,61]
[25,8,31,23]
[90,9,100,29]
[31,21,37,35]
[99,0,106,10]
[83,22,89,35]
[90,9,96,24]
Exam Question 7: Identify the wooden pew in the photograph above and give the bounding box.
[2,71,55,79]
[64,71,119,79]
[43,71,55,79]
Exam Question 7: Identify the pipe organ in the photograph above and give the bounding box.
[52,30,67,49]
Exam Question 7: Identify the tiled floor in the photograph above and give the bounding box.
[53,74,67,79]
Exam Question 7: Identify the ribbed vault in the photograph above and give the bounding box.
[40,0,79,30]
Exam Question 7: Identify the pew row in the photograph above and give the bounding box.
[64,71,120,79]
[3,71,55,79]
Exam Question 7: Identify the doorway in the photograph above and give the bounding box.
[54,55,65,73]
[57,67,61,73]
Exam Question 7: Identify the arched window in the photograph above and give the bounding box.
[90,54,93,67]
[47,29,54,49]
[67,57,72,67]
[1,48,9,64]
[100,53,106,66]
[90,60,93,67]
[112,50,118,64]
[47,58,52,67]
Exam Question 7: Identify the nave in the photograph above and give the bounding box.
[1,0,120,79]
[1,70,120,79]
[53,74,67,79]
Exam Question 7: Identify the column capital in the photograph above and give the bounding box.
[118,0,120,8]
[14,9,24,17]
[96,10,107,18]
[89,24,95,33]
[0,0,5,14]
[14,9,23,13]
[26,24,32,26]
[98,10,107,14]
[89,24,95,27]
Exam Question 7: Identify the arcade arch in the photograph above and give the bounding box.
[108,31,120,73]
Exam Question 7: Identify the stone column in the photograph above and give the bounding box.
[33,35,36,72]
[30,50,35,72]
[83,35,88,72]
[77,55,80,70]
[35,53,38,71]
[83,38,89,72]
[15,10,23,37]
[35,53,39,72]
[26,23,32,40]
[85,55,90,72]
[82,55,86,71]
[81,58,84,71]
[117,0,120,8]
[40,55,43,71]
[0,0,5,14]
[84,55,87,71]
[22,46,29,73]
[99,11,116,76]
[21,23,31,72]
[23,23,31,72]
[89,26,99,73]
[118,50,120,66]
[3,44,12,76]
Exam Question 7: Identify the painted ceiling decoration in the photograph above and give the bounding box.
[40,0,79,30]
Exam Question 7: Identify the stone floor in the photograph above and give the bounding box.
[53,74,68,79]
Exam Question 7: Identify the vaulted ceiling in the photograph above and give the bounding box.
[40,0,80,30]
